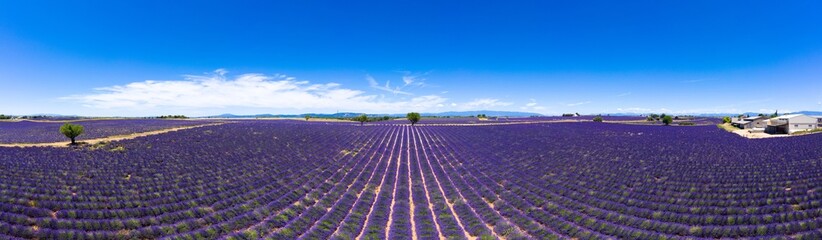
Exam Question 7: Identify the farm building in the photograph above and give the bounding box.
[766,114,820,134]
[731,116,768,130]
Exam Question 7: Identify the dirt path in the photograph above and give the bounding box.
[427,127,537,239]
[296,126,394,239]
[419,127,501,239]
[326,127,397,238]
[0,122,226,148]
[410,127,447,240]
[414,126,474,240]
[354,127,403,240]
[384,126,405,240]
[266,127,387,238]
[406,126,418,240]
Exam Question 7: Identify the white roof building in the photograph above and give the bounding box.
[767,114,819,134]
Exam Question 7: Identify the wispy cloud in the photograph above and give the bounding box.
[566,101,591,107]
[616,92,632,97]
[65,70,448,113]
[366,75,413,95]
[398,71,431,88]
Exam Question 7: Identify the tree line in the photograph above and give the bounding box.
[352,112,421,126]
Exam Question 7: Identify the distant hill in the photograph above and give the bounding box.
[421,111,541,117]
[601,110,822,118]
[792,111,822,116]
[202,110,542,119]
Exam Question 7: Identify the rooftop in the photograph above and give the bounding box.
[775,114,806,119]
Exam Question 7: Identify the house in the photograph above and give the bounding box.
[766,114,819,134]
[731,116,768,130]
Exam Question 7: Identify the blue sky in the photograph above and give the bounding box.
[1,1,821,116]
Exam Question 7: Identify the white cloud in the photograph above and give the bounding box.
[616,107,652,113]
[520,99,546,112]
[366,75,413,95]
[461,98,513,109]
[566,101,591,107]
[616,92,632,97]
[65,70,447,113]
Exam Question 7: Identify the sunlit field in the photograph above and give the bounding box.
[1,119,820,239]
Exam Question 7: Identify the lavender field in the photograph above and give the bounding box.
[0,119,214,144]
[0,120,820,239]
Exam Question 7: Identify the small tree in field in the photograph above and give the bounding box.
[593,116,603,122]
[304,115,310,121]
[60,123,84,145]
[722,116,732,124]
[662,115,673,126]
[356,114,367,126]
[407,112,421,126]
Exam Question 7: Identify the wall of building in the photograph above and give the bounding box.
[788,123,817,133]
[786,115,819,133]
[752,119,767,129]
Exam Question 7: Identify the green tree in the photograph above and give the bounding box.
[304,115,310,121]
[646,116,654,121]
[722,116,732,124]
[770,110,779,118]
[355,114,367,126]
[649,114,659,120]
[662,115,673,126]
[60,123,85,145]
[592,116,603,122]
[407,112,421,126]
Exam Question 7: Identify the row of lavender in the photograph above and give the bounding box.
[0,119,216,143]
[432,122,822,238]
[0,121,377,239]
[0,121,537,239]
